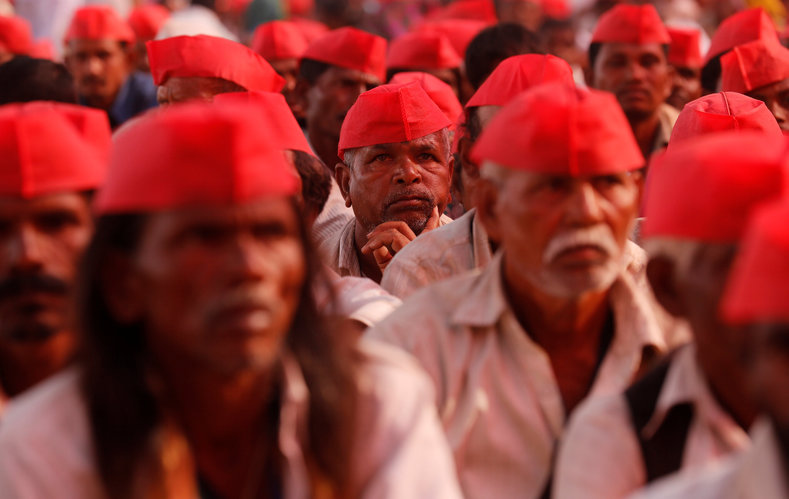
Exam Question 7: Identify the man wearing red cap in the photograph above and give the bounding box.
[0,15,33,64]
[367,83,688,499]
[666,27,703,110]
[63,6,158,129]
[0,101,463,498]
[554,131,786,499]
[251,21,308,115]
[587,4,678,157]
[127,4,170,73]
[0,102,108,415]
[386,31,464,100]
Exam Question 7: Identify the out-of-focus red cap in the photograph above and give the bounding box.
[543,0,571,20]
[42,102,113,165]
[387,31,462,70]
[147,35,285,93]
[29,39,55,60]
[95,102,300,214]
[704,8,778,65]
[591,4,670,45]
[291,17,329,44]
[0,102,107,198]
[301,27,387,82]
[720,37,789,94]
[721,199,789,324]
[466,54,574,108]
[64,6,135,44]
[251,20,308,61]
[0,15,33,55]
[668,27,702,68]
[213,91,312,154]
[338,81,451,159]
[415,19,488,58]
[670,92,782,145]
[390,72,463,124]
[642,131,785,243]
[127,4,170,41]
[472,84,644,175]
[286,0,314,17]
[426,0,497,24]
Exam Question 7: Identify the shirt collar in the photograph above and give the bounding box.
[335,217,363,278]
[734,418,789,499]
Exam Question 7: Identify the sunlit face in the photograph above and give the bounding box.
[64,39,131,108]
[748,77,789,132]
[126,197,306,376]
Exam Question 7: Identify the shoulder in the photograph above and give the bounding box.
[630,458,739,499]
[388,210,475,267]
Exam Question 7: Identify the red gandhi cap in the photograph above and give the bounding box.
[389,72,463,124]
[720,37,789,94]
[251,20,308,61]
[64,6,135,44]
[472,84,643,175]
[721,200,789,324]
[668,27,703,68]
[301,27,387,82]
[338,81,451,160]
[387,31,462,70]
[127,4,170,41]
[704,8,778,65]
[291,17,328,44]
[466,54,574,108]
[213,91,312,154]
[415,19,488,58]
[426,0,497,24]
[669,92,782,145]
[0,15,33,55]
[0,102,107,198]
[95,102,300,214]
[147,35,285,93]
[591,4,670,45]
[642,131,785,243]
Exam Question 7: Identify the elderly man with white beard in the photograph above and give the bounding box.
[365,83,689,499]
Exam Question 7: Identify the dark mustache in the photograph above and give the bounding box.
[383,188,434,209]
[0,273,69,299]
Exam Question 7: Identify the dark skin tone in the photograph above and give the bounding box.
[64,39,135,110]
[270,58,301,116]
[667,64,702,110]
[748,77,789,132]
[156,76,245,106]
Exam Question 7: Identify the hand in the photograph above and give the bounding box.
[360,207,441,273]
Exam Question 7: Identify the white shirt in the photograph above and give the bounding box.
[316,266,401,327]
[314,179,354,259]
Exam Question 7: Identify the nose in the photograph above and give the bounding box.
[768,100,787,125]
[625,60,646,82]
[227,232,268,284]
[392,158,422,185]
[565,181,604,226]
[85,55,103,76]
[7,224,44,273]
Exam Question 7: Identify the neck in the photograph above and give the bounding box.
[307,127,341,175]
[0,331,75,397]
[353,222,382,283]
[627,111,661,159]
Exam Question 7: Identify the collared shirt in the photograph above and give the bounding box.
[79,71,158,130]
[366,251,689,499]
[633,418,789,499]
[325,213,453,280]
[316,266,402,327]
[653,103,680,152]
[315,179,354,257]
[380,208,492,299]
[0,341,462,498]
[554,344,751,499]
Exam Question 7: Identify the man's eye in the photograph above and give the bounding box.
[36,212,79,232]
[372,154,390,162]
[418,153,438,162]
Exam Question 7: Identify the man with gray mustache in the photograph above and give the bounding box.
[366,83,689,499]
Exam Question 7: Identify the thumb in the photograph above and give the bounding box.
[425,206,441,232]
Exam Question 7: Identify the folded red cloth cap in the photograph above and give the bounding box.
[251,20,308,61]
[291,17,329,44]
[721,198,789,323]
[387,31,462,70]
[668,27,702,68]
[147,35,285,93]
[670,92,782,145]
[95,101,300,214]
[213,91,312,154]
[127,4,170,41]
[64,6,135,44]
[472,84,644,175]
[0,15,33,55]
[466,54,574,108]
[29,39,55,60]
[642,131,785,243]
[543,0,571,19]
[591,4,670,45]
[704,8,778,65]
[338,81,452,160]
[415,19,488,58]
[426,0,497,24]
[301,27,387,82]
[389,72,463,124]
[720,37,789,94]
[0,102,107,198]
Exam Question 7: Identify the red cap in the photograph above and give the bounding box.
[390,72,463,123]
[147,35,285,93]
[213,91,312,155]
[338,81,452,160]
[0,102,107,198]
[415,19,488,58]
[95,102,300,214]
[290,17,329,44]
[251,20,308,61]
[301,27,387,82]
[0,15,33,55]
[466,54,574,108]
[591,4,671,45]
[668,27,702,68]
[704,8,778,65]
[720,37,789,94]
[543,0,571,20]
[670,92,782,145]
[64,6,135,44]
[721,200,789,323]
[127,5,170,41]
[426,0,497,24]
[29,39,55,60]
[642,131,785,243]
[388,31,462,71]
[472,84,644,175]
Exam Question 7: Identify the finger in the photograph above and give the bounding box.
[361,229,413,255]
[373,245,394,270]
[367,221,417,241]
[425,206,441,231]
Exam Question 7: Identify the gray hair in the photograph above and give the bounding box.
[342,128,452,170]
